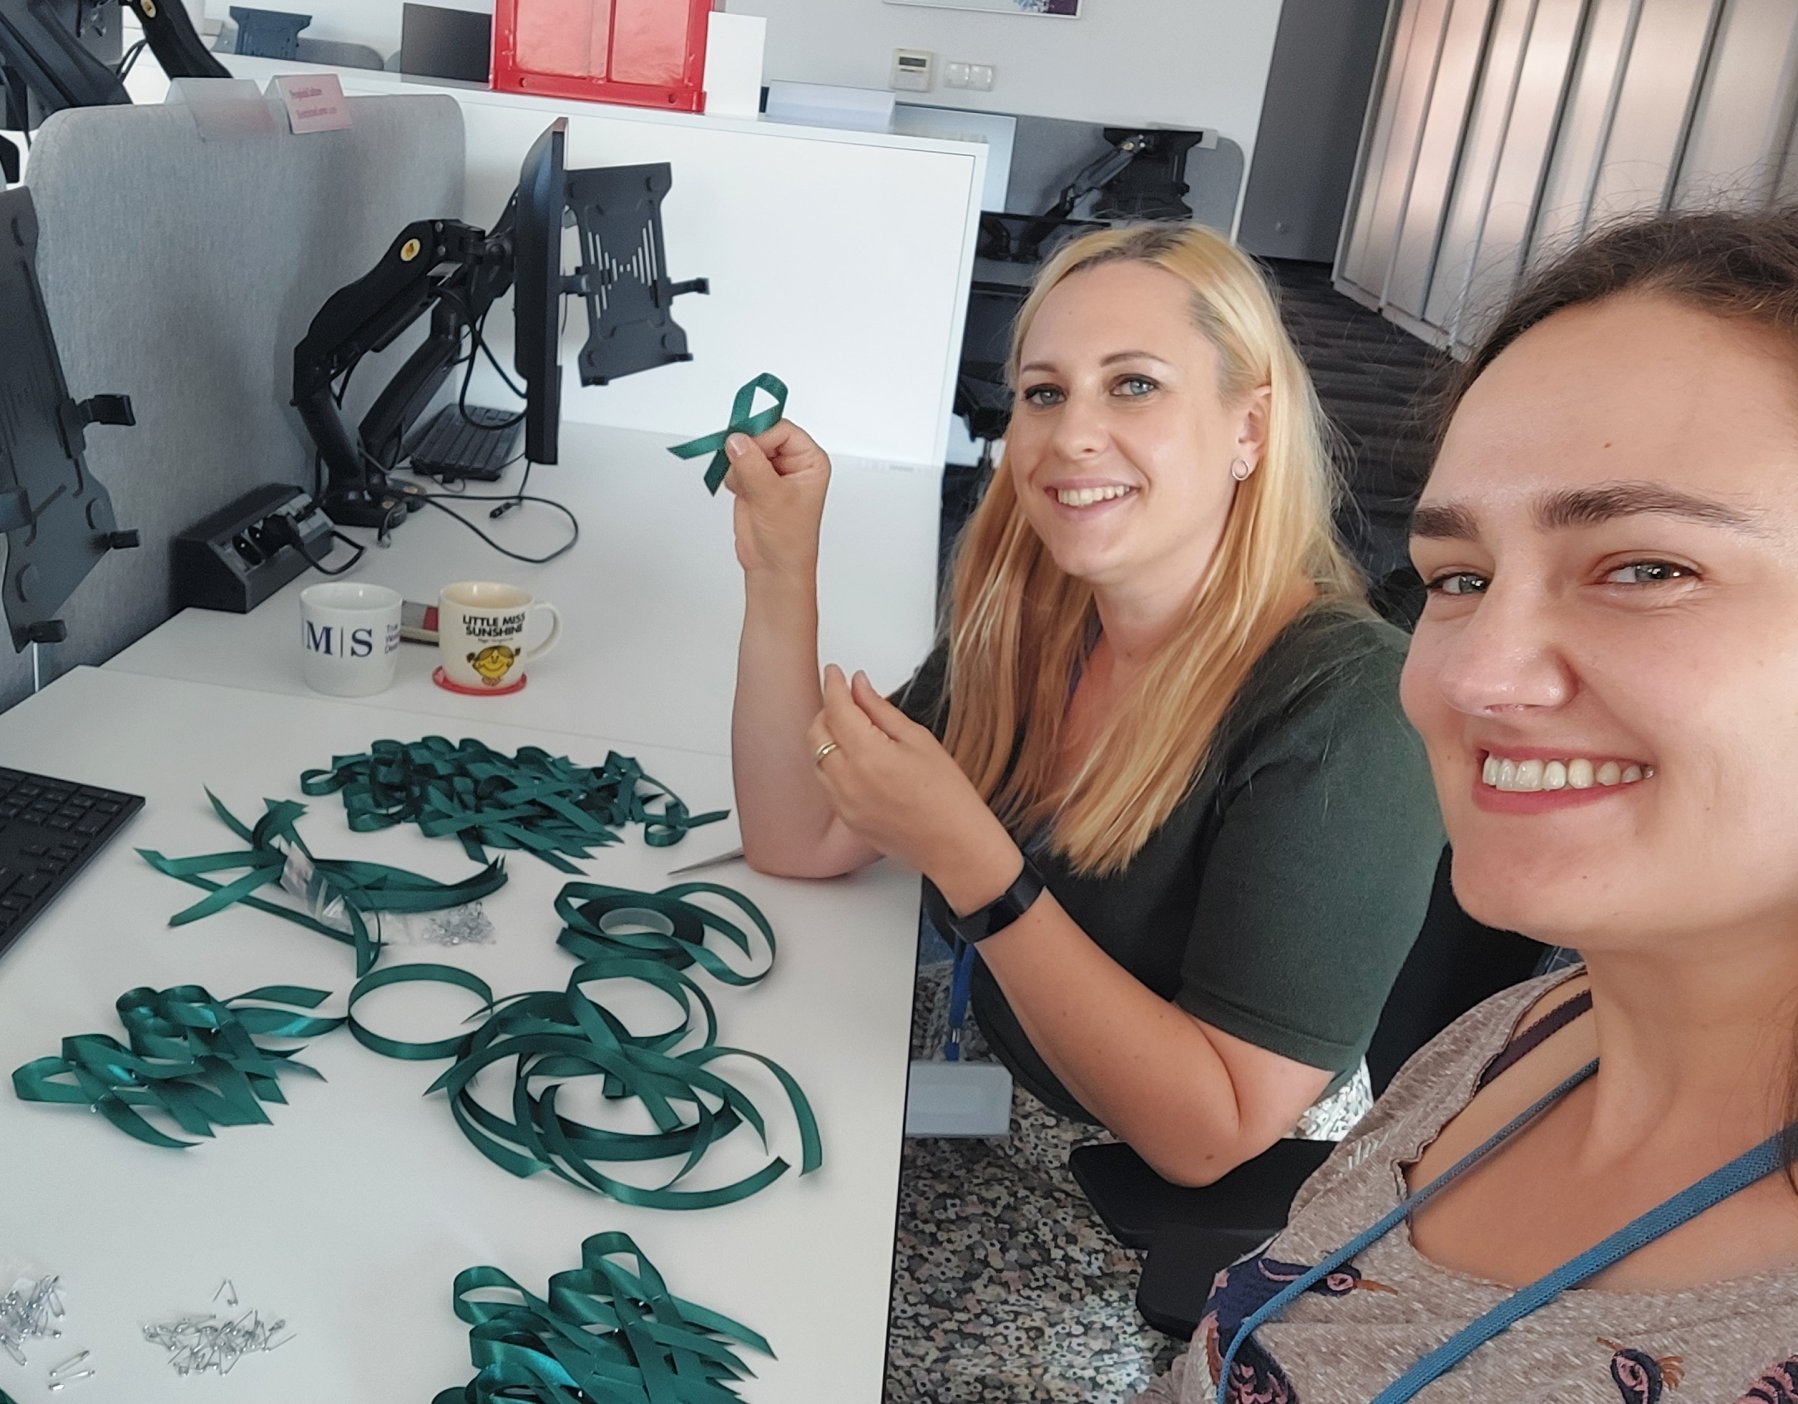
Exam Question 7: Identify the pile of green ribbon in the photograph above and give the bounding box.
[347,954,821,1210]
[555,882,776,987]
[11,983,343,1149]
[433,1231,771,1404]
[78,777,817,1209]
[665,372,788,496]
[139,791,508,975]
[300,738,729,873]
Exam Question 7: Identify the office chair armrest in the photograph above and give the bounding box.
[1137,1222,1281,1340]
[1069,1138,1333,1250]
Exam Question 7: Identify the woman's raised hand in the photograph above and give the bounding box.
[722,420,832,578]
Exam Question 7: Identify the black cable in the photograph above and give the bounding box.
[116,37,150,80]
[439,291,526,434]
[457,308,526,431]
[274,522,367,577]
[490,458,533,518]
[473,305,528,399]
[414,481,579,565]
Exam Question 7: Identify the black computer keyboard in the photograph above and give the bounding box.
[404,404,525,481]
[0,767,143,960]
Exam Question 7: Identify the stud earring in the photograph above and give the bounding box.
[1230,458,1252,482]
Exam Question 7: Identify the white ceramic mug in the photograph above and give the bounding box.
[436,581,561,694]
[299,583,402,697]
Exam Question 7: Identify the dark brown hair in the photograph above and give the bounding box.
[1439,207,1798,435]
[1433,207,1798,1181]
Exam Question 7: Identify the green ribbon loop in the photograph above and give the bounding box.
[139,791,508,975]
[347,956,821,1210]
[555,882,776,987]
[347,962,497,1061]
[665,372,788,495]
[300,739,728,872]
[11,983,344,1149]
[433,1232,772,1404]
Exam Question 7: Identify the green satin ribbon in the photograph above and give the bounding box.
[346,956,821,1209]
[555,882,776,988]
[138,790,508,975]
[433,1231,772,1404]
[300,738,728,875]
[665,372,788,495]
[346,961,496,1061]
[11,983,343,1149]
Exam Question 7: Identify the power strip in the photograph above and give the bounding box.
[173,484,336,613]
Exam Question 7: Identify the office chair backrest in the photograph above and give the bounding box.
[296,39,386,71]
[1365,845,1546,1095]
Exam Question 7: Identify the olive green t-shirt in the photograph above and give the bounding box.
[898,606,1444,1123]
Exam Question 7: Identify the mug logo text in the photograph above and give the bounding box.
[465,610,527,640]
[304,622,376,658]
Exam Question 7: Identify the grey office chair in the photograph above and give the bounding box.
[296,39,384,71]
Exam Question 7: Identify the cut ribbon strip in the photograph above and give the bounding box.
[555,881,776,988]
[346,957,821,1209]
[138,791,508,975]
[12,983,343,1149]
[301,738,729,874]
[433,1231,772,1404]
[664,372,788,495]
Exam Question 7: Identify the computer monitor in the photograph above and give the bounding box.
[511,117,565,466]
[399,1,489,83]
[292,119,707,527]
[509,126,711,467]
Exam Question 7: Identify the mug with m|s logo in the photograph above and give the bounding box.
[299,583,402,696]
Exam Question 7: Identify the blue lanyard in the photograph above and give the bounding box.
[1215,1059,1787,1404]
[945,940,977,1062]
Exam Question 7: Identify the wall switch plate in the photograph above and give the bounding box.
[967,63,995,91]
[943,60,971,88]
[892,47,934,91]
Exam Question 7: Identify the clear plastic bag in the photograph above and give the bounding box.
[275,841,495,947]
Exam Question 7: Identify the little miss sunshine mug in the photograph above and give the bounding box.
[434,581,562,695]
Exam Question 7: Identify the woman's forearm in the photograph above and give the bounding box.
[731,570,874,876]
[963,891,1330,1185]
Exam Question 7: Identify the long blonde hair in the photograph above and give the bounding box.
[941,223,1366,875]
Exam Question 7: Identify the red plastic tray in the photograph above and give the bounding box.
[492,0,718,114]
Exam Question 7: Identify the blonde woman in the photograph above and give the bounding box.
[726,224,1443,1398]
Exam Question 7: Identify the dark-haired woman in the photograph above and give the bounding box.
[1138,209,1798,1403]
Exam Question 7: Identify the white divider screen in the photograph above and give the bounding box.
[127,56,986,469]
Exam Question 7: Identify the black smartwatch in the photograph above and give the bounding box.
[922,857,1046,945]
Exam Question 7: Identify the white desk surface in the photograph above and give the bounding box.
[0,666,919,1403]
[106,423,944,758]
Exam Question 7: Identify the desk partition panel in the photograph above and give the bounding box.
[3,95,464,712]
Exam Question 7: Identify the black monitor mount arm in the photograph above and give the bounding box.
[123,0,228,82]
[0,0,226,124]
[292,209,515,528]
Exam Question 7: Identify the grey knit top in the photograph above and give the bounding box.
[1132,971,1798,1404]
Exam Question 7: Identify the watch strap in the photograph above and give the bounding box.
[923,856,1045,945]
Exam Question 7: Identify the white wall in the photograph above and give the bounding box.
[206,0,1286,164]
[732,0,1282,162]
